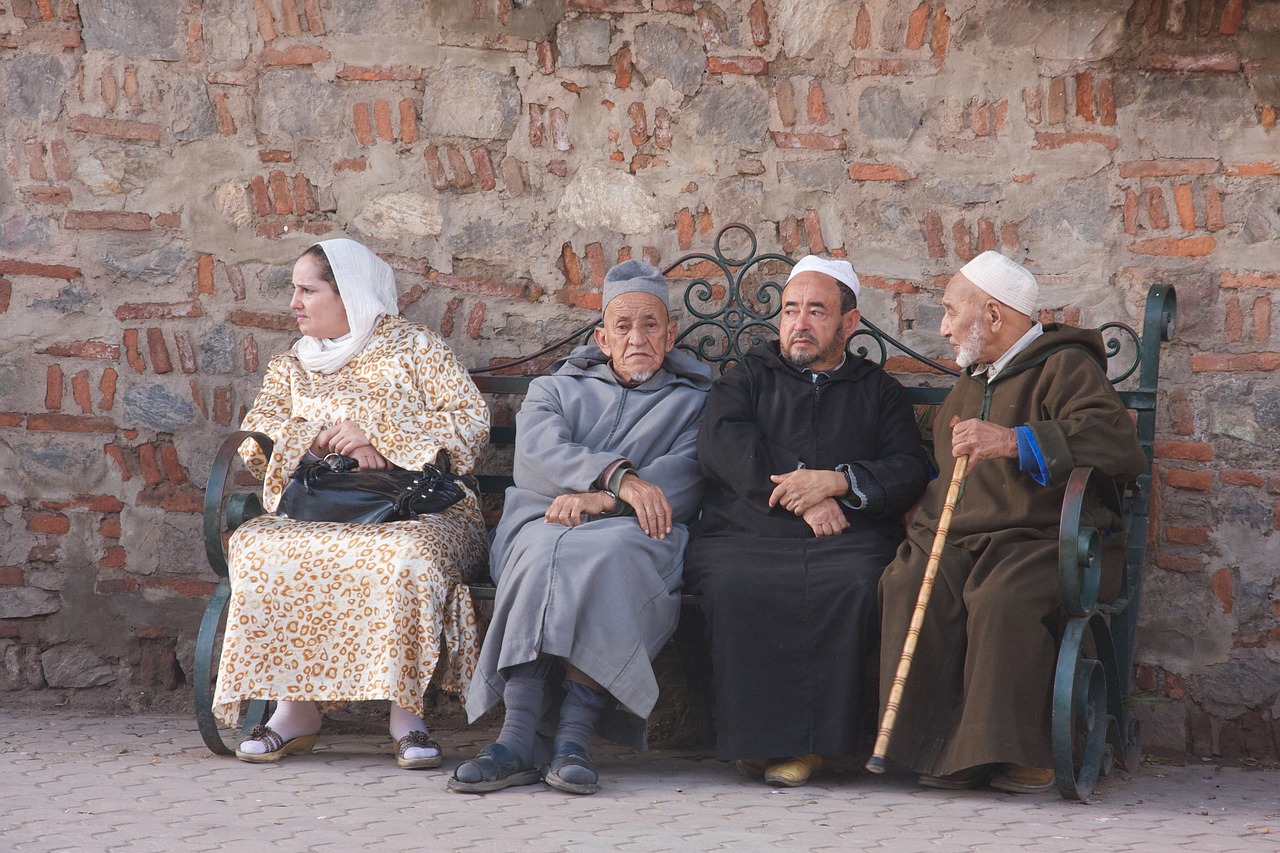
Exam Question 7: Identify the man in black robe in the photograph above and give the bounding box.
[685,255,930,786]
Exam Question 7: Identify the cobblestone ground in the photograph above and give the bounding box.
[1,712,1277,852]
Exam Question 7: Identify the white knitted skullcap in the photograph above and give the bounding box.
[959,251,1039,317]
[787,255,860,301]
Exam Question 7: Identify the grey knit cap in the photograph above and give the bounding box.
[602,259,671,312]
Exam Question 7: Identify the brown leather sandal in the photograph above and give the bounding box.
[234,724,318,763]
[395,730,443,769]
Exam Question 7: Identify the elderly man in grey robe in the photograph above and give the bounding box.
[449,260,712,796]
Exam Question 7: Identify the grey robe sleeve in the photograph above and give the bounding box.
[632,402,705,525]
[512,378,625,497]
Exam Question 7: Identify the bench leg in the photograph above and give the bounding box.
[194,577,270,755]
[1052,614,1121,802]
[674,600,715,749]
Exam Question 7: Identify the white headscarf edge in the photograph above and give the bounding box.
[293,238,400,374]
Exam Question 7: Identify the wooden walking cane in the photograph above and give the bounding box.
[866,417,969,774]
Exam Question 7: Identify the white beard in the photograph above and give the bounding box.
[954,318,986,369]
[629,369,655,383]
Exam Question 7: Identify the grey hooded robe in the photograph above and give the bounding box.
[465,344,712,750]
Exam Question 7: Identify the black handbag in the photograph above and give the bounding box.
[277,451,467,524]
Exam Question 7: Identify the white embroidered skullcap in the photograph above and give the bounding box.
[959,251,1040,318]
[787,255,860,301]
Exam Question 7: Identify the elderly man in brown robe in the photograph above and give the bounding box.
[878,251,1146,794]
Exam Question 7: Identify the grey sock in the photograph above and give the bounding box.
[455,660,550,784]
[553,680,607,785]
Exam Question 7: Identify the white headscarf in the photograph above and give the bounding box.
[292,238,400,374]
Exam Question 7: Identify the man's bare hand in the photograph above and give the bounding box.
[617,473,673,540]
[950,418,1018,466]
[768,469,846,516]
[314,421,374,457]
[545,491,618,528]
[802,498,850,537]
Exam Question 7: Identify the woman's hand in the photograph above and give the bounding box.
[314,421,374,456]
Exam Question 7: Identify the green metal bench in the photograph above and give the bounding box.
[195,224,1175,802]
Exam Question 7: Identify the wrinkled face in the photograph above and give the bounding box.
[595,292,677,384]
[939,273,995,368]
[290,253,350,340]
[779,272,859,372]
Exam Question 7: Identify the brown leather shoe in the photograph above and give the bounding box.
[990,764,1055,794]
[734,758,769,778]
[763,754,824,787]
[918,764,993,790]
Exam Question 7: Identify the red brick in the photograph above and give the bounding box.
[1219,0,1244,34]
[71,370,91,414]
[20,186,71,204]
[585,242,607,286]
[1032,131,1118,150]
[1047,77,1067,124]
[1212,566,1233,614]
[98,368,117,412]
[260,44,330,66]
[99,545,127,568]
[775,79,797,127]
[212,93,237,136]
[0,567,22,586]
[860,275,919,295]
[547,160,568,178]
[803,209,826,254]
[1122,189,1139,236]
[565,0,644,10]
[0,259,80,280]
[65,210,151,231]
[466,302,486,340]
[528,104,545,147]
[1221,469,1264,488]
[1225,161,1280,177]
[237,336,256,375]
[141,328,170,375]
[69,114,161,143]
[135,443,162,487]
[49,140,72,180]
[196,255,215,295]
[115,301,202,321]
[853,5,871,49]
[104,443,131,481]
[1204,188,1225,231]
[446,147,473,189]
[627,102,648,147]
[1154,440,1213,461]
[708,56,768,75]
[471,147,496,191]
[1074,71,1094,121]
[248,175,272,216]
[431,273,543,303]
[1191,352,1280,372]
[1262,107,1277,130]
[1155,552,1206,573]
[1119,158,1219,178]
[952,220,975,261]
[550,107,571,151]
[1221,271,1280,289]
[779,216,801,255]
[158,443,188,486]
[353,103,373,146]
[292,175,316,214]
[303,0,325,34]
[1142,53,1241,73]
[676,208,695,251]
[923,212,946,258]
[1130,236,1216,257]
[423,147,449,190]
[0,412,22,428]
[652,0,693,10]
[536,41,555,74]
[748,0,770,46]
[1164,469,1213,491]
[334,157,367,173]
[906,2,930,50]
[251,0,276,40]
[560,244,582,288]
[771,131,846,150]
[806,80,827,124]
[226,309,295,331]
[653,108,672,150]
[28,512,69,535]
[610,46,633,89]
[266,170,291,214]
[1173,184,1196,231]
[212,386,233,427]
[1097,77,1116,125]
[849,162,915,182]
[122,329,145,373]
[1146,187,1170,230]
[337,64,421,81]
[398,98,418,144]
[0,279,8,314]
[931,7,951,56]
[1254,295,1272,342]
[1166,526,1211,545]
[44,364,63,411]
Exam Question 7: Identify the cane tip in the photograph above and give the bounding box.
[865,755,887,774]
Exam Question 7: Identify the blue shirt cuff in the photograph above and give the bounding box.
[1016,425,1051,486]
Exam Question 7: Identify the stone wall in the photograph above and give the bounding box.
[1,0,1278,756]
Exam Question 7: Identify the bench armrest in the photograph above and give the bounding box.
[1058,465,1103,617]
[203,430,274,578]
